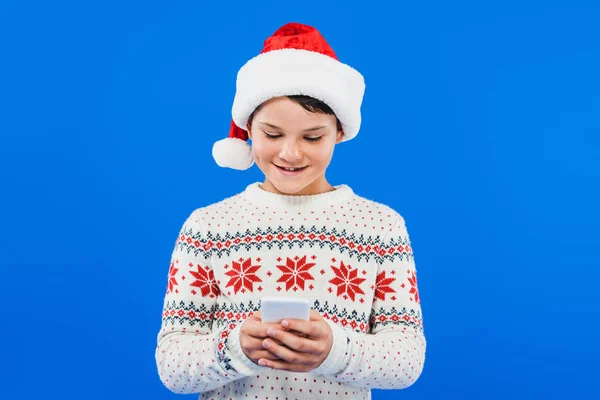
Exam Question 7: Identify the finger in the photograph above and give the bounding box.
[243,335,283,350]
[257,337,285,347]
[309,309,323,320]
[258,358,312,372]
[244,320,284,339]
[253,350,282,361]
[289,329,308,338]
[274,330,323,355]
[244,340,292,361]
[266,327,322,355]
[280,319,321,339]
[244,336,284,351]
[262,338,312,364]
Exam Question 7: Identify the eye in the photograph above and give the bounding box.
[305,136,323,142]
[263,131,282,140]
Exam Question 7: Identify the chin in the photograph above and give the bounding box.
[270,179,312,195]
[266,171,321,195]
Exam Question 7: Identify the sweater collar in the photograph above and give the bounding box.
[241,182,354,210]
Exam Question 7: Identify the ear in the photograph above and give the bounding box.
[246,123,253,140]
[335,128,344,144]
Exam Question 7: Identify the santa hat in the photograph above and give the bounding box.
[212,22,365,170]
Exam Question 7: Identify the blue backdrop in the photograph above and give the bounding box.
[1,1,599,399]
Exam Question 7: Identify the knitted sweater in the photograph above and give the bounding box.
[155,182,426,399]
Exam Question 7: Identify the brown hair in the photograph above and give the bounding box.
[247,95,343,131]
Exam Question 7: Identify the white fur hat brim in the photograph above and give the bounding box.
[232,49,365,142]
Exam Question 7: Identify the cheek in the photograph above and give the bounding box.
[311,142,336,162]
[252,140,276,160]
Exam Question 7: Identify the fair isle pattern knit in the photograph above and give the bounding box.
[155,183,426,399]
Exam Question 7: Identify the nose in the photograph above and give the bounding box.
[278,139,302,163]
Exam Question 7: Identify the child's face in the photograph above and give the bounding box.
[247,97,343,195]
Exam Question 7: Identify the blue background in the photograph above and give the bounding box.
[1,1,599,399]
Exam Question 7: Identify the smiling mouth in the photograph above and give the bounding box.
[274,164,308,172]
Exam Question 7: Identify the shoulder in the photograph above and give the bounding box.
[196,191,245,216]
[347,190,414,248]
[347,188,407,226]
[182,187,249,230]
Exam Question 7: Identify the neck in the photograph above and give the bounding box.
[242,181,353,210]
[260,177,335,196]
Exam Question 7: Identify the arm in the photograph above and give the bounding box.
[155,210,262,394]
[312,215,427,389]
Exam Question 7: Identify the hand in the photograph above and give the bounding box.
[239,311,285,365]
[257,310,333,372]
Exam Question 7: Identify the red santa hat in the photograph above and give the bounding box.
[212,22,365,170]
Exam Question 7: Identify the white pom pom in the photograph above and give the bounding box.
[212,137,254,170]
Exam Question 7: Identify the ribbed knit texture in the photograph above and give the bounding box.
[155,182,426,399]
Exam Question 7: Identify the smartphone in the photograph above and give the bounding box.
[260,297,310,323]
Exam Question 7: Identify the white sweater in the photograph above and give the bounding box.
[155,183,426,399]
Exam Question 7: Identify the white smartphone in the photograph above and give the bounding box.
[260,297,310,323]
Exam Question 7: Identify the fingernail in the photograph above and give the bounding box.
[267,328,276,336]
[281,320,289,327]
[263,340,271,349]
[259,359,267,366]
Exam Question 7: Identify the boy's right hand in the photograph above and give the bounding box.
[239,311,284,364]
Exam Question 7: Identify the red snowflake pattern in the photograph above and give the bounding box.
[276,255,316,291]
[190,264,220,298]
[225,258,262,294]
[329,261,366,301]
[374,271,397,301]
[167,261,178,294]
[407,270,420,304]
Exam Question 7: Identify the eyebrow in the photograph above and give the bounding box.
[259,121,327,133]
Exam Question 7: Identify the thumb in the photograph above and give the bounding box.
[309,310,322,321]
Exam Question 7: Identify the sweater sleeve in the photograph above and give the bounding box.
[155,210,262,394]
[312,215,426,389]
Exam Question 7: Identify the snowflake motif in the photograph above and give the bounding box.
[190,264,221,298]
[407,270,420,304]
[374,271,397,301]
[166,261,178,294]
[276,255,316,291]
[329,261,366,301]
[225,258,262,294]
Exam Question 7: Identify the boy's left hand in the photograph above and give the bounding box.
[258,310,333,372]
